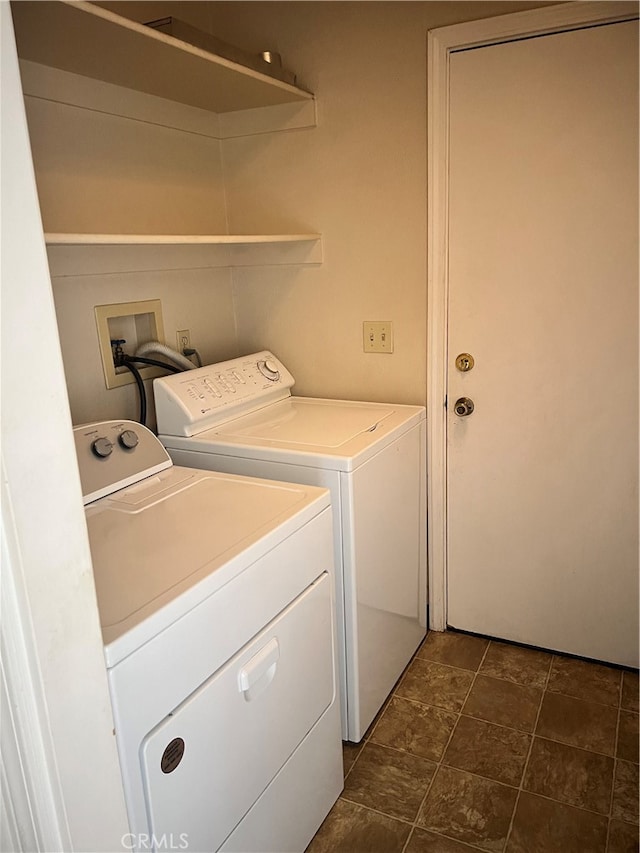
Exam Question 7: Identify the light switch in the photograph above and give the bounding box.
[363,321,393,354]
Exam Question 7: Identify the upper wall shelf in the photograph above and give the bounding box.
[44,233,321,246]
[11,0,314,114]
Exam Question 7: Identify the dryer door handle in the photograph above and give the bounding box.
[238,637,280,701]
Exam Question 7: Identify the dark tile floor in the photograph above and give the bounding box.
[307,630,639,853]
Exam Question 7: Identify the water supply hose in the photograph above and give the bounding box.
[134,341,196,371]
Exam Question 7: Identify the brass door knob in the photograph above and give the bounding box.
[454,397,474,417]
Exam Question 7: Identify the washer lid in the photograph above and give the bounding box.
[163,397,425,471]
[85,466,329,662]
[216,398,393,447]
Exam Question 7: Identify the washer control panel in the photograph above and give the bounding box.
[154,351,295,438]
[74,420,172,504]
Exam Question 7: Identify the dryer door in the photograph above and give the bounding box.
[139,573,334,853]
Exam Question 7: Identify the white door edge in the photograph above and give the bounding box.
[425,0,639,633]
[1,479,70,852]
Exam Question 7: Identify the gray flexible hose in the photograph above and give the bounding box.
[134,341,196,371]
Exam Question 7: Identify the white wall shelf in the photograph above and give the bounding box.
[14,3,323,274]
[11,1,314,114]
[45,233,321,246]
[45,235,324,277]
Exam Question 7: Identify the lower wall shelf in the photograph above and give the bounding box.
[44,233,324,275]
[44,233,321,245]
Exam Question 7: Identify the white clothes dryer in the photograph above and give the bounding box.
[74,420,342,853]
[154,352,427,742]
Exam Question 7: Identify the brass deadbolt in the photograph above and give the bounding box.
[455,353,475,372]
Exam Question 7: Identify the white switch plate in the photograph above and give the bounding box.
[363,321,394,353]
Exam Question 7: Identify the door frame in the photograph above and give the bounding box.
[426,0,639,631]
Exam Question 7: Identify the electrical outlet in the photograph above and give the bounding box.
[363,321,394,353]
[176,329,191,353]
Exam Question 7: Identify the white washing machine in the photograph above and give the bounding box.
[74,419,342,853]
[154,352,427,742]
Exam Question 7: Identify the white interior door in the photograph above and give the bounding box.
[446,20,639,668]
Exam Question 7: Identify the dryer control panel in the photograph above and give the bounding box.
[74,420,172,504]
[154,351,295,438]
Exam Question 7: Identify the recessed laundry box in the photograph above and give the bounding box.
[154,351,427,742]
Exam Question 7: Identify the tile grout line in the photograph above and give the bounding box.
[340,628,444,783]
[605,668,624,852]
[519,732,618,762]
[424,649,621,716]
[336,637,635,852]
[342,639,417,783]
[502,650,554,852]
[476,675,624,712]
[337,795,488,852]
[338,795,415,826]
[409,650,626,712]
[358,736,618,821]
[388,690,622,759]
[339,632,437,850]
[399,638,493,853]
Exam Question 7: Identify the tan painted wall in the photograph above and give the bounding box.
[214,1,553,402]
[23,88,238,426]
[23,1,554,422]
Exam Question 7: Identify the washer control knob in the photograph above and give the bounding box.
[258,359,280,381]
[118,429,139,450]
[91,437,113,458]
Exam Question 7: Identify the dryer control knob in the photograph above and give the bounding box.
[258,359,280,381]
[91,437,113,458]
[118,429,139,450]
